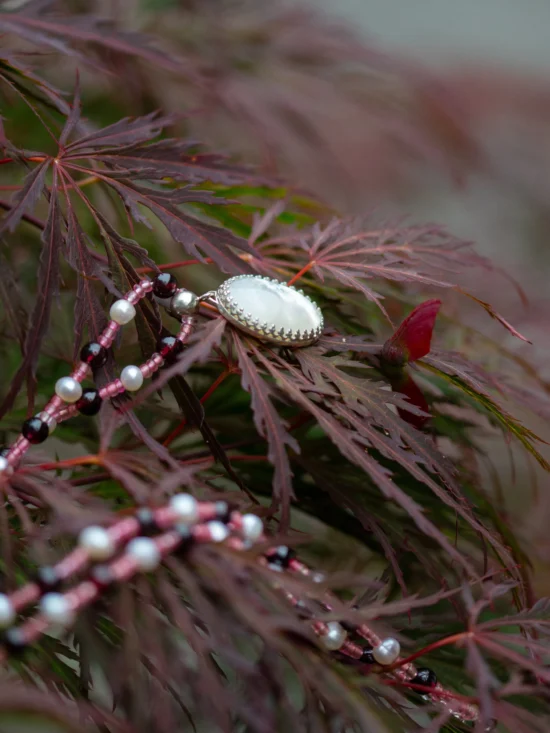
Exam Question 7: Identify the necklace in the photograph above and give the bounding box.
[0,268,478,725]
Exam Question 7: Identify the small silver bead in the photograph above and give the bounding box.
[126,537,161,571]
[55,376,83,404]
[120,365,144,392]
[207,521,229,543]
[169,493,199,524]
[373,637,401,665]
[37,411,57,434]
[170,289,199,316]
[78,525,115,561]
[311,572,325,583]
[0,594,15,627]
[40,593,74,627]
[321,621,347,650]
[109,299,136,325]
[241,513,263,542]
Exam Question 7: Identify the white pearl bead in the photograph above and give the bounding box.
[78,525,115,560]
[120,365,144,392]
[37,411,57,434]
[170,289,199,316]
[207,521,229,543]
[127,537,161,571]
[321,621,347,650]
[55,376,83,404]
[169,493,199,524]
[373,637,401,665]
[241,513,263,541]
[109,299,136,325]
[0,594,15,627]
[0,457,10,474]
[40,593,74,627]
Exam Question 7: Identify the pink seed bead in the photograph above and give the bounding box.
[126,291,139,305]
[140,279,152,292]
[156,532,180,556]
[99,379,123,400]
[140,362,153,379]
[111,555,138,583]
[66,581,98,610]
[178,319,194,341]
[45,396,63,413]
[151,353,164,368]
[56,547,89,579]
[227,537,245,550]
[193,525,215,543]
[22,616,49,642]
[153,507,175,530]
[71,363,88,381]
[198,503,217,521]
[11,584,40,611]
[108,517,139,544]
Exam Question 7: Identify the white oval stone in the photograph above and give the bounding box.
[215,275,323,346]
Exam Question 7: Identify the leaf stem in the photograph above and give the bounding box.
[162,369,230,446]
[287,260,315,286]
[389,631,473,670]
[136,259,209,274]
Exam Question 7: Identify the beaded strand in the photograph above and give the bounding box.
[0,497,476,722]
[0,274,198,475]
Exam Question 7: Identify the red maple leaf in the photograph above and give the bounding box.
[381,299,441,366]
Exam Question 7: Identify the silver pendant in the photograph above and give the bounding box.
[211,275,323,347]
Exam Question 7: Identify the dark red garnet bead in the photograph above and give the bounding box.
[360,647,375,664]
[90,564,116,591]
[22,416,49,444]
[80,342,108,369]
[76,388,103,416]
[214,501,233,524]
[3,628,27,656]
[266,545,296,570]
[156,335,184,365]
[35,566,62,593]
[411,667,437,688]
[135,507,159,536]
[0,446,9,458]
[152,272,178,299]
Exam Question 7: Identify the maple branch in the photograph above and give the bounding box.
[163,369,231,446]
[0,199,45,230]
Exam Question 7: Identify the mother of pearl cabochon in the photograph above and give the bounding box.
[215,275,323,346]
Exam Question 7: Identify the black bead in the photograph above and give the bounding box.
[410,668,437,689]
[360,647,375,664]
[152,272,178,299]
[80,342,108,369]
[175,524,194,555]
[135,507,159,536]
[156,335,184,365]
[35,566,62,593]
[3,628,27,656]
[75,388,103,416]
[214,501,233,524]
[266,545,296,569]
[90,564,116,591]
[21,416,49,444]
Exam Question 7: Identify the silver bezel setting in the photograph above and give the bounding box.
[214,275,324,347]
